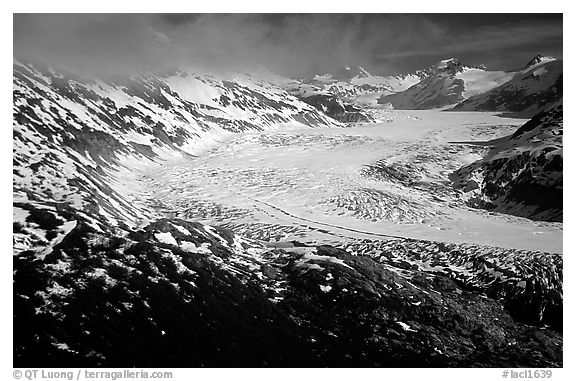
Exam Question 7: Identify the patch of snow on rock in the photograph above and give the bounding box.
[180,241,212,254]
[154,232,178,246]
[397,321,417,332]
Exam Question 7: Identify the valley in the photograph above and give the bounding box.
[116,109,562,253]
[12,26,564,366]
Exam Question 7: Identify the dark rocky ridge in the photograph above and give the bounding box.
[299,94,375,123]
[14,207,562,367]
[451,106,563,222]
[415,58,486,79]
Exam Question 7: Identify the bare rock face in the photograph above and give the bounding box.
[451,106,563,222]
[299,94,375,123]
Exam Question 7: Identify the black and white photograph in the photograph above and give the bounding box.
[10,7,566,373]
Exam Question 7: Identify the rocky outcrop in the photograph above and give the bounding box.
[299,94,375,123]
[415,58,485,79]
[14,206,562,367]
[450,106,563,222]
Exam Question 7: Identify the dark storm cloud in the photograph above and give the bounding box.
[13,14,562,77]
[14,14,164,74]
[372,15,563,72]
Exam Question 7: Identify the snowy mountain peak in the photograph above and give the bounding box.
[525,55,556,69]
[413,58,481,79]
[377,57,503,110]
[333,65,371,80]
[453,59,563,116]
[436,58,460,69]
[434,58,487,75]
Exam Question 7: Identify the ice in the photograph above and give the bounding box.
[86,268,118,288]
[164,74,222,107]
[396,321,417,332]
[297,253,354,270]
[13,206,30,224]
[456,69,515,98]
[180,241,212,254]
[154,232,178,246]
[171,223,191,235]
[120,110,560,253]
[38,220,78,259]
[13,57,562,257]
[533,67,548,77]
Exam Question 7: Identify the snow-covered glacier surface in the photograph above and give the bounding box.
[113,109,562,253]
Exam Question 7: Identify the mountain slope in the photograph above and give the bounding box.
[13,59,341,240]
[299,65,421,107]
[523,55,557,71]
[451,105,563,222]
[378,58,514,110]
[312,65,420,91]
[13,59,563,367]
[452,60,562,117]
[377,71,466,110]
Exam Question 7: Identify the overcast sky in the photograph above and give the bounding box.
[13,14,563,77]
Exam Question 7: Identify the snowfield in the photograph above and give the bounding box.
[456,68,514,98]
[113,109,562,254]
